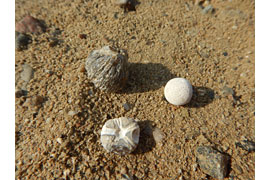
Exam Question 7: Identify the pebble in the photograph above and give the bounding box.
[221,86,235,96]
[16,15,45,34]
[235,140,255,152]
[46,118,52,124]
[56,138,63,144]
[78,34,87,39]
[223,52,228,56]
[31,95,44,107]
[68,111,78,116]
[20,64,34,83]
[164,78,193,106]
[202,5,214,14]
[123,103,131,111]
[48,38,59,47]
[15,89,25,98]
[196,146,230,179]
[15,32,31,51]
[152,127,164,143]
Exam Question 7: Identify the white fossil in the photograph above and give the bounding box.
[100,117,140,155]
[164,78,193,106]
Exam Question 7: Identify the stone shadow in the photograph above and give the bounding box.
[121,0,140,12]
[184,86,215,108]
[132,120,156,154]
[120,62,175,94]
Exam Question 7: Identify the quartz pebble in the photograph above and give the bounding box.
[164,78,193,105]
[152,127,164,143]
[100,117,140,155]
[16,15,45,34]
[20,64,34,83]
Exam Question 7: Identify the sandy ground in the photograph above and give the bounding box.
[15,0,255,179]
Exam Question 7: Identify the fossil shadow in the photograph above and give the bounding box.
[184,86,215,108]
[120,62,175,94]
[132,120,156,154]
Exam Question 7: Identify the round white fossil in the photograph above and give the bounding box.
[164,78,193,106]
[100,117,140,155]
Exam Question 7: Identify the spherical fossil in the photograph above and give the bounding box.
[85,46,129,93]
[100,117,140,155]
[164,77,193,106]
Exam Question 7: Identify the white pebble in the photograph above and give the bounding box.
[68,110,77,116]
[56,138,63,144]
[164,78,193,105]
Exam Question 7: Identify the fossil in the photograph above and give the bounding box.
[100,117,140,155]
[85,46,129,93]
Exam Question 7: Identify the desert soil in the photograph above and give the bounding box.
[15,0,255,179]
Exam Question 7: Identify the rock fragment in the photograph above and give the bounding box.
[123,103,131,111]
[152,127,164,143]
[196,146,230,179]
[235,140,255,152]
[20,64,34,83]
[202,5,215,14]
[15,32,31,51]
[16,15,46,34]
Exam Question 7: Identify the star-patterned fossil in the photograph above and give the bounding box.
[100,117,140,155]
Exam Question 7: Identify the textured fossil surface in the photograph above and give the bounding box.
[85,46,129,93]
[101,117,140,155]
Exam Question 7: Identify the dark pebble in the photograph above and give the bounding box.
[15,32,31,51]
[223,52,228,56]
[235,140,255,152]
[15,89,28,98]
[48,40,58,47]
[196,146,230,179]
[31,95,45,106]
[15,90,24,98]
[79,34,87,39]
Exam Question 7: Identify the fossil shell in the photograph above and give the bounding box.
[85,46,129,92]
[100,117,140,155]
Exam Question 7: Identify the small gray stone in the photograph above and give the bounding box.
[123,103,131,111]
[221,86,235,96]
[196,146,230,179]
[202,5,214,14]
[20,64,34,83]
[68,111,78,116]
[152,127,164,143]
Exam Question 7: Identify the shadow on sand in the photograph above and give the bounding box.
[184,86,215,108]
[120,62,175,94]
[132,120,156,155]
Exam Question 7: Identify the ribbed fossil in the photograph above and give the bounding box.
[85,46,129,93]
